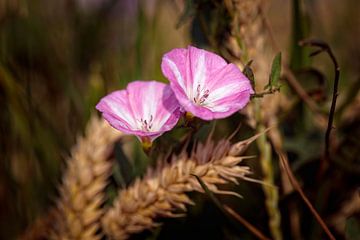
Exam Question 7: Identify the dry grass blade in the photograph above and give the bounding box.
[223,205,271,240]
[193,173,270,240]
[102,134,261,240]
[50,115,123,240]
[278,152,336,240]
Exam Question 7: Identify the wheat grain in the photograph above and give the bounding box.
[51,115,123,240]
[102,134,260,240]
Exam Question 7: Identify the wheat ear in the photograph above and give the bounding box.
[51,115,123,240]
[102,134,261,240]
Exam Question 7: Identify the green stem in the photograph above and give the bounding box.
[251,87,280,99]
[255,99,283,240]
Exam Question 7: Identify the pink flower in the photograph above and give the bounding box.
[161,46,254,120]
[96,81,181,143]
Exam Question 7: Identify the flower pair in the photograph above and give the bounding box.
[96,46,254,143]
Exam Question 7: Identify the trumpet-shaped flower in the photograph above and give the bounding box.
[161,46,254,120]
[96,81,181,143]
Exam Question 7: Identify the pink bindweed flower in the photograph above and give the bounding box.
[161,46,254,120]
[96,81,182,144]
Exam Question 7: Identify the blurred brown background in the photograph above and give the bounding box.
[1,0,360,239]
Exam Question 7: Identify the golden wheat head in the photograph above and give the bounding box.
[102,133,260,240]
[51,115,123,240]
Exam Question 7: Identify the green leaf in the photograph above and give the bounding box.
[264,52,282,90]
[242,60,255,89]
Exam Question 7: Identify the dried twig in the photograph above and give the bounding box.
[299,39,340,161]
[193,174,271,240]
[268,124,302,240]
[224,205,271,240]
[278,152,336,240]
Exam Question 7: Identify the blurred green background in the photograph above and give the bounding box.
[1,0,360,239]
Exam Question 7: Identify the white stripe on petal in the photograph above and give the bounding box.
[154,112,172,130]
[144,83,156,118]
[164,58,186,92]
[206,83,240,103]
[107,100,136,128]
[206,104,230,112]
[192,51,206,99]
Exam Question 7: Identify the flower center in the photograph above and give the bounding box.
[193,84,210,105]
[140,115,153,132]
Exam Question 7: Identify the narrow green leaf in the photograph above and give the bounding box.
[265,52,282,90]
[242,60,255,89]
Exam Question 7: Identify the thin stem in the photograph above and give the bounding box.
[223,205,271,240]
[255,99,283,240]
[193,174,271,240]
[299,39,340,161]
[251,87,280,99]
[324,50,340,160]
[278,152,336,240]
[269,128,302,240]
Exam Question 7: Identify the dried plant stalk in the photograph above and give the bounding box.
[51,115,123,240]
[225,2,283,239]
[225,1,284,239]
[102,134,259,240]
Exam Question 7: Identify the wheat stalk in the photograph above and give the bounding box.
[222,2,284,240]
[102,133,261,240]
[51,115,123,240]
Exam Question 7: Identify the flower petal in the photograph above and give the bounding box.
[96,90,137,129]
[162,46,253,120]
[161,48,189,94]
[154,84,183,131]
[206,63,253,95]
[207,89,252,119]
[97,81,182,142]
[187,46,227,99]
[127,81,158,130]
[127,81,181,132]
